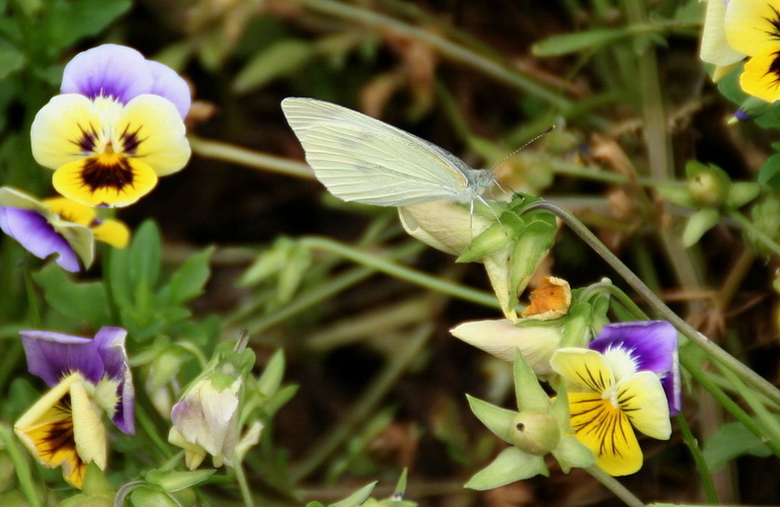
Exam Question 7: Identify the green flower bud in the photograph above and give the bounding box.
[510,411,561,455]
[685,161,730,207]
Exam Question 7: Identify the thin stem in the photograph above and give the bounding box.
[727,209,780,257]
[298,0,573,111]
[22,256,42,328]
[527,200,780,407]
[0,425,42,507]
[585,466,646,507]
[675,413,719,504]
[114,480,145,507]
[291,322,433,482]
[189,135,314,179]
[234,463,255,507]
[300,236,500,309]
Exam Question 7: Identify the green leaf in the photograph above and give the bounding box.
[513,350,550,412]
[0,41,25,79]
[464,447,548,490]
[466,394,516,443]
[532,28,634,56]
[682,208,720,247]
[758,153,780,191]
[328,481,377,507]
[48,0,132,51]
[256,349,285,398]
[128,221,161,290]
[232,39,313,94]
[161,247,213,306]
[703,421,772,472]
[726,182,761,209]
[32,264,110,328]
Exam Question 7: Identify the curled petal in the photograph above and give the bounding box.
[20,331,105,386]
[740,44,780,102]
[95,327,135,434]
[52,155,158,207]
[60,44,153,103]
[91,219,130,248]
[147,60,191,119]
[0,207,82,272]
[550,348,615,393]
[14,373,87,488]
[568,392,643,476]
[70,379,108,471]
[616,372,672,440]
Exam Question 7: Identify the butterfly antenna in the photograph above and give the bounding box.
[488,125,556,172]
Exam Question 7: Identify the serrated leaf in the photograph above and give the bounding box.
[233,39,313,94]
[32,263,110,328]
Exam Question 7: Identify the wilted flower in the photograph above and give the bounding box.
[14,327,134,489]
[31,44,191,207]
[0,186,128,271]
[551,320,680,476]
[168,342,256,469]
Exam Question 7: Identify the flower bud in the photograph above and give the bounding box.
[509,411,561,455]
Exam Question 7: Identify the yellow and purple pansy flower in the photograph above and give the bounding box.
[14,327,135,489]
[0,186,129,272]
[31,44,191,207]
[701,0,780,102]
[550,320,680,476]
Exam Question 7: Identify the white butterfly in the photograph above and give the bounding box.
[281,97,496,207]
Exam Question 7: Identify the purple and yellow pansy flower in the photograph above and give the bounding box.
[0,186,129,272]
[14,327,135,489]
[550,320,680,476]
[31,44,191,207]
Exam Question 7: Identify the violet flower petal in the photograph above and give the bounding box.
[590,321,681,416]
[60,44,153,104]
[94,327,135,434]
[20,330,104,386]
[147,60,191,119]
[0,207,80,272]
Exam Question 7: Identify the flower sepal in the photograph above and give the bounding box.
[57,462,113,507]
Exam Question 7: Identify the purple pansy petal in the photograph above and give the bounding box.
[20,330,105,386]
[94,327,135,434]
[0,207,80,272]
[60,44,153,104]
[147,60,191,119]
[590,320,681,416]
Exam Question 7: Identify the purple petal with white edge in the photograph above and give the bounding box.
[94,327,135,434]
[20,330,105,386]
[147,60,191,119]
[60,44,153,103]
[589,320,681,416]
[0,207,80,272]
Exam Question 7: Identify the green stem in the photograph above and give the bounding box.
[291,322,433,482]
[527,200,780,407]
[585,466,646,507]
[298,0,572,110]
[675,413,719,504]
[22,256,42,328]
[234,463,255,507]
[0,425,42,507]
[300,236,499,309]
[727,209,780,257]
[189,135,314,179]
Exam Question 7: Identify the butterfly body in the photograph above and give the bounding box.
[281,97,495,207]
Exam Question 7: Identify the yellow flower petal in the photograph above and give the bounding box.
[568,392,643,476]
[615,371,672,440]
[70,380,108,472]
[550,348,615,393]
[700,0,745,66]
[52,155,158,207]
[31,94,109,170]
[14,373,87,488]
[740,43,780,102]
[725,0,780,56]
[119,95,191,176]
[91,219,130,248]
[44,197,96,226]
